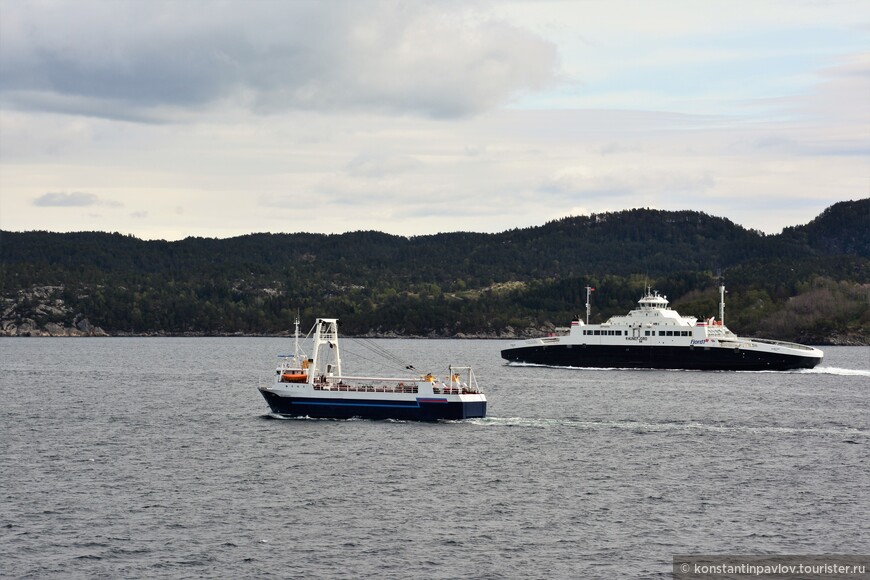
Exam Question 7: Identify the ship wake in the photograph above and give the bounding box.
[469,416,868,439]
[791,367,870,377]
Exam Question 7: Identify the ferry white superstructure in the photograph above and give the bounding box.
[501,283,823,371]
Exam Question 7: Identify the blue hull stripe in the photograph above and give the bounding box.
[294,397,448,408]
[259,391,486,421]
[300,400,421,408]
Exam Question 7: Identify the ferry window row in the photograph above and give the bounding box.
[582,330,692,337]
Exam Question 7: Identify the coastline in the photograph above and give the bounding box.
[1,321,866,345]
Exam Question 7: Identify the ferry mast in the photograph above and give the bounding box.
[585,286,594,324]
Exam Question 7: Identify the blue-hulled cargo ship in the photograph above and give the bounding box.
[259,318,486,420]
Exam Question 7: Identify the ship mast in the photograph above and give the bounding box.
[585,286,595,324]
[718,277,726,326]
[309,318,342,380]
[293,313,301,363]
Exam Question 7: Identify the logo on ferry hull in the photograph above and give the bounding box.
[691,339,712,345]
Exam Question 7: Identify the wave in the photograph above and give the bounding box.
[507,362,648,371]
[261,413,396,422]
[793,367,870,377]
[469,416,868,438]
[507,361,870,376]
[261,413,343,421]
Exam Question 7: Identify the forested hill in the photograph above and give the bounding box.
[2,199,868,343]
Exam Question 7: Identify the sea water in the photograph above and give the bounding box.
[1,338,867,579]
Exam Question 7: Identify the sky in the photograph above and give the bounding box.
[0,0,868,240]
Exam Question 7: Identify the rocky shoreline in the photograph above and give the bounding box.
[0,323,532,340]
[1,318,109,337]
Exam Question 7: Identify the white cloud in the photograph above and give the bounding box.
[33,191,122,208]
[541,166,716,201]
[0,1,866,240]
[33,192,98,207]
[346,153,424,178]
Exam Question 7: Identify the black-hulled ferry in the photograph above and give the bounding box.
[259,318,486,420]
[501,283,823,371]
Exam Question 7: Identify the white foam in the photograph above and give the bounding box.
[794,367,870,377]
[470,416,868,438]
[507,361,866,374]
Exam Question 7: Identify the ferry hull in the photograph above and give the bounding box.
[259,390,487,421]
[501,344,822,371]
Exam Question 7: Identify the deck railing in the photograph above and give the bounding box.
[750,338,819,351]
[313,383,420,394]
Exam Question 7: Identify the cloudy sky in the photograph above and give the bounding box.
[1,0,867,240]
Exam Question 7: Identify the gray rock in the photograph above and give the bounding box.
[44,322,68,336]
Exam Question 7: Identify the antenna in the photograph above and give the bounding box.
[718,273,726,325]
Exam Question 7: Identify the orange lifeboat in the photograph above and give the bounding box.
[282,372,308,383]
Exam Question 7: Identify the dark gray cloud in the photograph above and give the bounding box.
[0,1,557,121]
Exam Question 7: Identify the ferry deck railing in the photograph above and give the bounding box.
[749,337,819,351]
